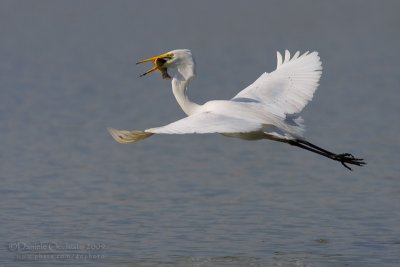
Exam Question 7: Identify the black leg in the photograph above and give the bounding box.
[288,139,366,170]
[263,134,366,170]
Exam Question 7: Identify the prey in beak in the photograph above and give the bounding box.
[136,52,173,79]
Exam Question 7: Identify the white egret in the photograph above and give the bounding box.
[108,49,365,170]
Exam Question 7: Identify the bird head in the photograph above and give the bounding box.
[137,49,195,80]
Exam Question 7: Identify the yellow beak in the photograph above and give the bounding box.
[136,52,172,77]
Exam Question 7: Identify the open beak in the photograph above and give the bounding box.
[136,52,172,79]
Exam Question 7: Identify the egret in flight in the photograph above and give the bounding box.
[108,49,365,170]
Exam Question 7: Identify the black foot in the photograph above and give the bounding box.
[334,153,366,171]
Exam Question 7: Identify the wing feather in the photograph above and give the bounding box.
[234,50,322,115]
[146,112,262,134]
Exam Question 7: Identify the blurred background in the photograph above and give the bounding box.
[0,1,399,266]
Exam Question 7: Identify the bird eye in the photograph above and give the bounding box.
[167,53,174,59]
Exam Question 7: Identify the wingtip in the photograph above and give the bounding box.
[276,51,283,68]
[108,128,154,144]
[284,50,291,63]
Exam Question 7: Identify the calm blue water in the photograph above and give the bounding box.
[0,1,399,266]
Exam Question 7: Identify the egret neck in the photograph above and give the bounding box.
[171,60,200,116]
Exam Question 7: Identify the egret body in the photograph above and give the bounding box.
[109,49,365,170]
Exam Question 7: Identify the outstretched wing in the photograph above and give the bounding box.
[108,112,262,144]
[233,50,322,115]
[146,112,262,134]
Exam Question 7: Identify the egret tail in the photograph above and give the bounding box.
[108,128,154,144]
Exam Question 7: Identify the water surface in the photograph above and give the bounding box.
[0,1,399,266]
